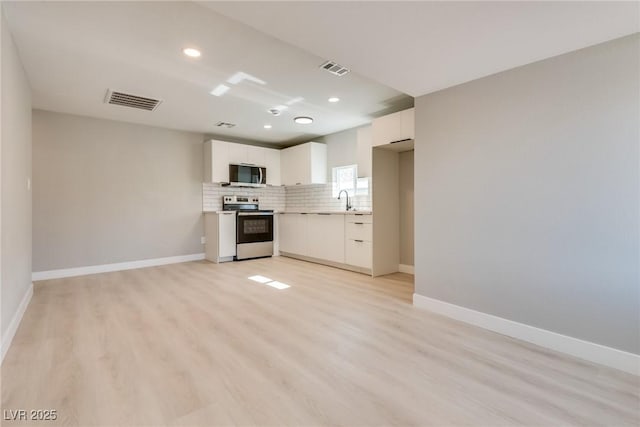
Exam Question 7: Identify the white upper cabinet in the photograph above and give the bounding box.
[372,108,415,147]
[228,142,248,165]
[246,145,265,166]
[263,148,281,186]
[356,125,372,178]
[280,142,327,186]
[204,140,281,185]
[204,140,229,183]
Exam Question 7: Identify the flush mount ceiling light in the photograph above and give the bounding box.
[294,116,313,125]
[183,48,201,58]
[328,97,340,103]
[264,124,272,129]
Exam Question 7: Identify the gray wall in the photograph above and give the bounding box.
[314,127,358,177]
[399,150,414,266]
[1,10,32,341]
[414,34,639,354]
[32,110,204,271]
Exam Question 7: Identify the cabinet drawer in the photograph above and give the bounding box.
[345,222,372,241]
[345,239,372,269]
[345,214,373,224]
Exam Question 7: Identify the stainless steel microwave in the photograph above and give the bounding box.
[229,164,267,187]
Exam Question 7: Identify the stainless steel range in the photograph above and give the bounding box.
[223,195,274,260]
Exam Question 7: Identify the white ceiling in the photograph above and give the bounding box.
[205,1,640,97]
[2,1,410,146]
[4,2,638,147]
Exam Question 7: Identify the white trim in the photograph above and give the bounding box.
[32,253,205,281]
[413,293,640,376]
[1,283,33,363]
[398,264,414,274]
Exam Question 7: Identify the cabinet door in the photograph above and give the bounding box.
[401,108,415,140]
[279,213,307,255]
[247,145,266,167]
[264,148,281,186]
[372,109,415,147]
[210,141,230,183]
[280,142,327,186]
[305,214,324,259]
[228,142,248,165]
[280,145,301,186]
[307,214,344,263]
[291,145,306,185]
[372,111,402,147]
[280,147,291,186]
[345,239,372,268]
[322,214,345,263]
[308,143,327,184]
[356,126,372,178]
[278,213,293,253]
[218,213,237,258]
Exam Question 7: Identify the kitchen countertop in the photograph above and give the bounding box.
[203,210,372,215]
[279,210,372,215]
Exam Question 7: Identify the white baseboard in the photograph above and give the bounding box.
[32,253,205,281]
[413,293,639,376]
[398,264,414,274]
[1,283,33,364]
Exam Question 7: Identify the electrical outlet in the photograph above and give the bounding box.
[200,236,206,244]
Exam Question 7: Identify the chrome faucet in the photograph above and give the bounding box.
[338,190,352,211]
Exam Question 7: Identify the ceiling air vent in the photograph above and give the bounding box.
[104,89,162,111]
[319,60,350,76]
[215,121,236,128]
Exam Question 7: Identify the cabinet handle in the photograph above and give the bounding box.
[354,239,364,243]
[354,222,364,225]
[318,213,330,215]
[301,213,308,215]
[296,182,302,185]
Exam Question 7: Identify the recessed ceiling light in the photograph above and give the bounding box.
[264,124,272,129]
[328,97,340,103]
[294,116,313,125]
[183,48,201,58]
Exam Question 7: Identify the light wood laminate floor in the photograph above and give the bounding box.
[2,257,638,426]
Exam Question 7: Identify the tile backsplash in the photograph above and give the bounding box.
[285,182,371,212]
[203,181,372,212]
[203,184,285,211]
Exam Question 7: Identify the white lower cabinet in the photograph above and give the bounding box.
[278,212,372,273]
[345,214,373,269]
[278,213,307,255]
[345,239,372,269]
[204,212,236,263]
[306,214,345,264]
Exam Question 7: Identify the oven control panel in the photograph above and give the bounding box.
[223,195,259,204]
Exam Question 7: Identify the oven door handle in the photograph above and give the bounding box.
[237,212,274,216]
